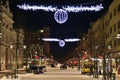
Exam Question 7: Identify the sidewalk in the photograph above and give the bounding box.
[0,68,26,80]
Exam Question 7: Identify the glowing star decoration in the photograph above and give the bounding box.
[17,3,104,24]
[42,38,80,47]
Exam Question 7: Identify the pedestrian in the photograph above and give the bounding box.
[118,67,120,74]
[109,68,113,78]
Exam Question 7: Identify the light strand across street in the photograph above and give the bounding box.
[42,38,80,47]
[17,2,104,24]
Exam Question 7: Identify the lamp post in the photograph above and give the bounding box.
[77,52,81,71]
[0,32,2,71]
[116,34,120,70]
[10,44,26,78]
[14,29,19,78]
[23,45,27,72]
[107,46,112,80]
[0,16,2,71]
[103,51,106,80]
[9,29,19,78]
[10,44,18,78]
[94,46,99,79]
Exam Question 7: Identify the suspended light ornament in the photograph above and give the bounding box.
[42,38,80,47]
[54,9,68,24]
[59,40,65,47]
[17,2,104,24]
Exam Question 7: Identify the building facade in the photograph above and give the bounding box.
[0,0,24,71]
[79,0,120,73]
[24,27,50,66]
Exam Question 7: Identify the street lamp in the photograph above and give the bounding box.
[94,46,99,79]
[0,32,2,71]
[77,54,81,71]
[107,46,113,80]
[10,44,18,78]
[10,44,26,77]
[23,45,27,72]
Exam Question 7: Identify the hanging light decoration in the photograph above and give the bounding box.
[54,9,68,24]
[17,2,104,24]
[42,38,80,47]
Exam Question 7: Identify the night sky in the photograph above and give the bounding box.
[9,0,113,61]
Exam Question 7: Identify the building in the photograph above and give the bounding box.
[43,27,50,57]
[104,0,120,70]
[24,27,50,66]
[80,0,120,73]
[0,0,24,70]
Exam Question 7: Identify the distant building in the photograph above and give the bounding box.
[24,27,50,65]
[43,27,50,57]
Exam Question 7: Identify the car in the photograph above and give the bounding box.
[60,64,67,70]
[33,66,44,74]
[51,64,56,67]
[29,65,47,74]
[81,65,93,74]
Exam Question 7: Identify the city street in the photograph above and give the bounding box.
[1,66,120,80]
[20,67,97,80]
[1,67,103,80]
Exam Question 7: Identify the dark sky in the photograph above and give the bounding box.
[10,0,113,61]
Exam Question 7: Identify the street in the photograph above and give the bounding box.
[1,66,120,80]
[16,67,102,80]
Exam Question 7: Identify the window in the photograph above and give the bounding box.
[114,24,116,32]
[113,8,116,16]
[109,12,112,20]
[114,39,117,47]
[103,24,104,29]
[117,4,120,13]
[118,37,120,45]
[110,27,112,34]
[118,21,120,29]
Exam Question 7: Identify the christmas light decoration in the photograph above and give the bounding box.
[42,38,80,47]
[54,9,68,24]
[17,2,103,24]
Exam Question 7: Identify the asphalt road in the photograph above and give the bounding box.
[19,67,102,80]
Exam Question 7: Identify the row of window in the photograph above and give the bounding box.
[105,21,120,39]
[103,3,120,30]
[109,4,120,20]
[106,39,120,49]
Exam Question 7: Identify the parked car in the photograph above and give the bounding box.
[81,64,93,74]
[29,65,47,74]
[60,64,67,70]
[51,64,56,67]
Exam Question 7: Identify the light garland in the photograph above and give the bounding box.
[17,3,103,24]
[42,38,80,47]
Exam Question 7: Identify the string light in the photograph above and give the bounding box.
[17,3,103,24]
[42,38,80,47]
